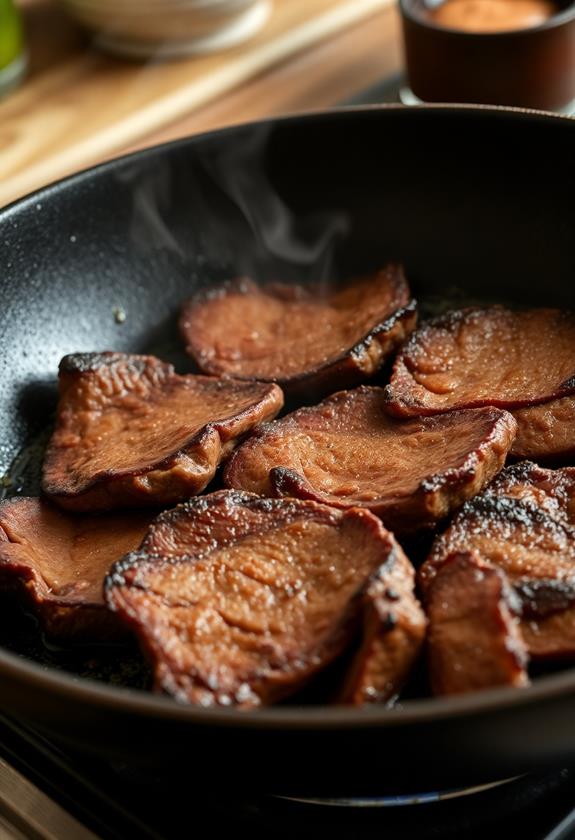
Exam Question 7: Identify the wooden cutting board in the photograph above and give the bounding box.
[1,0,392,207]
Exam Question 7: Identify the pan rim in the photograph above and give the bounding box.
[3,635,575,729]
[1,101,573,221]
[1,102,575,730]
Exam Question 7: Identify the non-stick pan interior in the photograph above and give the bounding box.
[2,106,574,472]
[0,106,574,792]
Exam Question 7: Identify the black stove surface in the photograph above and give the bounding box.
[1,712,575,840]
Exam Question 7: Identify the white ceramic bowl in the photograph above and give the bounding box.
[59,0,272,58]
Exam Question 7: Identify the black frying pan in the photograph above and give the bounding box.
[0,105,574,797]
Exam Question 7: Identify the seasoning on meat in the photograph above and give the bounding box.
[0,497,151,639]
[340,547,426,705]
[179,265,417,397]
[105,490,421,708]
[224,386,517,533]
[421,462,575,659]
[427,551,529,695]
[385,307,575,417]
[42,352,283,511]
[512,396,575,462]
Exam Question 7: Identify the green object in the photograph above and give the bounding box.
[0,0,25,96]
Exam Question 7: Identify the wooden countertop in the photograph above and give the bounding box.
[125,5,402,154]
[3,0,402,206]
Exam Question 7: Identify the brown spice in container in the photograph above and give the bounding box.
[428,0,558,32]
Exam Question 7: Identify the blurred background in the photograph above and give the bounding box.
[0,0,399,207]
[0,0,573,209]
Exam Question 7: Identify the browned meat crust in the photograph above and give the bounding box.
[340,549,426,705]
[42,353,283,511]
[427,551,529,696]
[421,462,575,659]
[0,497,151,640]
[224,386,517,533]
[385,307,575,418]
[105,490,416,708]
[179,265,417,397]
[512,396,575,462]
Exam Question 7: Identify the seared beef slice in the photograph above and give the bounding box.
[0,497,151,639]
[43,353,283,511]
[421,463,575,659]
[427,552,528,696]
[105,491,423,707]
[341,548,426,705]
[512,396,575,462]
[225,387,516,532]
[385,307,575,418]
[179,264,417,396]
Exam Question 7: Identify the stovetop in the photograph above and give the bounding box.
[1,712,575,840]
